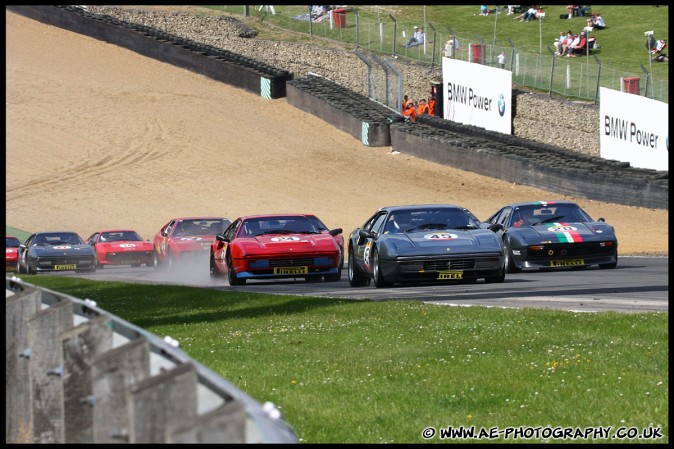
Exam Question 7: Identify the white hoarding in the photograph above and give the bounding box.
[441,57,512,134]
[599,87,668,171]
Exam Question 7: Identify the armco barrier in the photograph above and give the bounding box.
[6,5,292,99]
[390,121,668,210]
[286,74,403,147]
[5,277,298,444]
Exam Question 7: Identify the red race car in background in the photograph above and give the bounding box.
[210,214,343,285]
[85,229,155,268]
[154,217,232,269]
[6,235,22,272]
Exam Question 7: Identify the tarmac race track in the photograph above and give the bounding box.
[23,256,669,314]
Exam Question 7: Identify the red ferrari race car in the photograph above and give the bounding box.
[210,214,343,285]
[154,217,232,269]
[6,235,22,272]
[85,229,155,268]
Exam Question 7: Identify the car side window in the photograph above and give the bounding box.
[370,213,388,236]
[226,219,241,240]
[88,233,100,245]
[165,221,176,237]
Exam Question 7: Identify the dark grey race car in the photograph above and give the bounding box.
[484,200,618,273]
[347,204,506,288]
[17,231,97,274]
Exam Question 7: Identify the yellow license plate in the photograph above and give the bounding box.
[54,264,77,270]
[437,271,463,280]
[550,259,585,267]
[274,266,308,275]
[6,266,17,272]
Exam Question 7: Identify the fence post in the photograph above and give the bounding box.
[61,314,114,443]
[389,14,396,55]
[593,55,602,104]
[28,298,74,443]
[640,64,651,98]
[6,285,42,443]
[428,22,436,68]
[130,362,199,443]
[547,46,557,97]
[170,401,247,443]
[92,338,152,443]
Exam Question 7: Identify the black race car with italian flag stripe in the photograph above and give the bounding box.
[484,200,618,273]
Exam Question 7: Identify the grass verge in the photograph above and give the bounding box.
[20,275,668,444]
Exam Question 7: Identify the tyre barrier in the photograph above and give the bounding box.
[7,5,292,100]
[390,122,668,210]
[286,74,402,147]
[5,277,298,444]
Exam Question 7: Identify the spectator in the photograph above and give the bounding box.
[402,94,411,112]
[566,5,577,18]
[560,30,575,56]
[568,31,587,56]
[498,50,506,69]
[506,5,520,15]
[480,5,489,16]
[403,26,425,48]
[587,13,605,29]
[428,96,436,116]
[402,101,416,122]
[417,99,429,116]
[516,6,537,22]
[554,31,566,54]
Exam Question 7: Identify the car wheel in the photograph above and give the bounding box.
[227,254,245,285]
[26,260,35,275]
[505,241,522,273]
[167,249,175,270]
[599,253,618,269]
[348,248,370,287]
[373,247,393,288]
[17,259,25,274]
[153,251,163,270]
[209,252,219,278]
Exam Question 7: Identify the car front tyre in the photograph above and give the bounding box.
[484,263,506,283]
[599,253,618,269]
[505,241,522,273]
[227,255,245,285]
[373,247,393,288]
[348,249,370,287]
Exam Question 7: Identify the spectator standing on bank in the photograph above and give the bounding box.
[402,94,411,112]
[428,97,436,116]
[498,51,506,68]
[417,99,429,116]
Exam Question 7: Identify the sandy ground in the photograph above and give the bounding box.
[5,12,668,256]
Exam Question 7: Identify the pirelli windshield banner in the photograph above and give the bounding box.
[599,87,668,171]
[441,57,512,135]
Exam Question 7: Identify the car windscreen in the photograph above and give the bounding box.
[101,231,143,242]
[6,237,21,247]
[174,219,230,236]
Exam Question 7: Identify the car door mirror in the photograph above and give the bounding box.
[356,229,372,246]
[329,228,343,236]
[488,223,503,232]
[216,234,229,243]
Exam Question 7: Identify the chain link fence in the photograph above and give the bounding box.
[222,6,668,105]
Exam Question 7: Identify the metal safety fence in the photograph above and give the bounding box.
[221,5,669,105]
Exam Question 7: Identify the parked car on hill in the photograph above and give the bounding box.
[153,217,232,269]
[16,231,97,274]
[85,229,155,268]
[348,204,506,287]
[210,214,343,285]
[6,235,21,272]
[484,200,618,272]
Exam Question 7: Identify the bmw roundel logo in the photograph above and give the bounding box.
[498,94,506,117]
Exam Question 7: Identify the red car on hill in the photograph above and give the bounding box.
[210,213,343,285]
[154,217,232,269]
[85,229,155,268]
[6,235,22,272]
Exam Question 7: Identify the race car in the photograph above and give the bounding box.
[6,235,21,272]
[16,231,97,274]
[153,217,232,269]
[210,214,343,285]
[484,200,618,272]
[85,229,155,268]
[348,204,506,288]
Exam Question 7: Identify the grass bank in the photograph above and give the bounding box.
[21,275,668,444]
